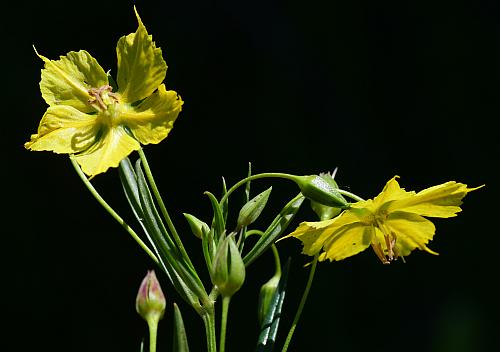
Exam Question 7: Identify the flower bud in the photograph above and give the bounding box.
[183,213,210,239]
[211,235,246,297]
[310,172,343,220]
[293,174,348,208]
[237,187,272,229]
[136,270,166,324]
[257,274,280,326]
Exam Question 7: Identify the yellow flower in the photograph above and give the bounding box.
[25,8,183,177]
[284,176,481,264]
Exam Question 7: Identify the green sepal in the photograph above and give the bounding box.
[172,303,190,352]
[255,258,291,352]
[293,175,348,208]
[243,194,304,267]
[237,187,272,230]
[183,213,210,239]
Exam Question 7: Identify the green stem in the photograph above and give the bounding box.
[138,149,195,270]
[337,189,365,202]
[270,244,282,277]
[202,309,217,352]
[70,157,159,265]
[281,254,319,352]
[147,318,159,352]
[221,173,297,206]
[219,296,231,352]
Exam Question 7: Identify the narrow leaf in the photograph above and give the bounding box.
[205,191,225,241]
[172,303,190,352]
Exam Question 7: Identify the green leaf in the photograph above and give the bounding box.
[237,187,272,230]
[172,303,190,352]
[255,259,291,352]
[243,194,304,266]
[205,191,226,241]
[135,160,208,304]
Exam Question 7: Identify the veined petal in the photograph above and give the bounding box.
[320,223,373,261]
[24,105,99,153]
[284,219,337,256]
[116,8,167,103]
[74,126,140,177]
[386,211,438,257]
[387,181,480,218]
[120,84,183,144]
[37,49,108,112]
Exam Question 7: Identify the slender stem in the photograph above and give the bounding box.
[202,309,217,352]
[221,173,297,206]
[147,318,159,352]
[281,254,319,352]
[270,244,282,277]
[219,296,231,352]
[337,189,365,202]
[70,157,159,265]
[138,149,195,269]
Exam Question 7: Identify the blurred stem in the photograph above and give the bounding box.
[219,296,231,352]
[138,148,195,270]
[70,157,159,265]
[281,254,319,352]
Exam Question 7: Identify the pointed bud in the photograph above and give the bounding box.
[211,234,246,297]
[237,187,272,229]
[136,270,166,325]
[257,274,280,326]
[310,171,343,220]
[292,174,348,208]
[183,213,210,239]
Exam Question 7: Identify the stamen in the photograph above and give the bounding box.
[88,85,119,110]
[371,242,389,264]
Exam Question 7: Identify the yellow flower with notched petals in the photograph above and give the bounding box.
[284,176,481,264]
[25,8,183,177]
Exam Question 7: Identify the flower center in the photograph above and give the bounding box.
[370,212,401,264]
[88,85,119,111]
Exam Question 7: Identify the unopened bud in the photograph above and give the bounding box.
[211,235,246,297]
[292,174,348,208]
[136,270,166,324]
[310,172,343,220]
[184,213,210,239]
[257,274,280,326]
[237,187,272,229]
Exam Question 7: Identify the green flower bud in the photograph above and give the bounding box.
[211,235,246,297]
[183,213,210,239]
[310,172,343,220]
[257,274,280,326]
[237,187,272,229]
[136,270,166,325]
[293,174,348,208]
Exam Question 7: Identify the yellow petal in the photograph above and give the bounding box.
[37,49,108,112]
[387,181,480,218]
[284,219,337,256]
[385,211,438,256]
[74,126,140,177]
[120,84,183,144]
[320,224,373,261]
[371,176,414,209]
[116,7,167,103]
[24,105,99,153]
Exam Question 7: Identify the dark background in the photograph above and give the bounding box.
[3,0,498,351]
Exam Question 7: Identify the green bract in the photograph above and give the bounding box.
[25,8,182,177]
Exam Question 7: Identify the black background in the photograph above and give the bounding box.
[3,0,498,351]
